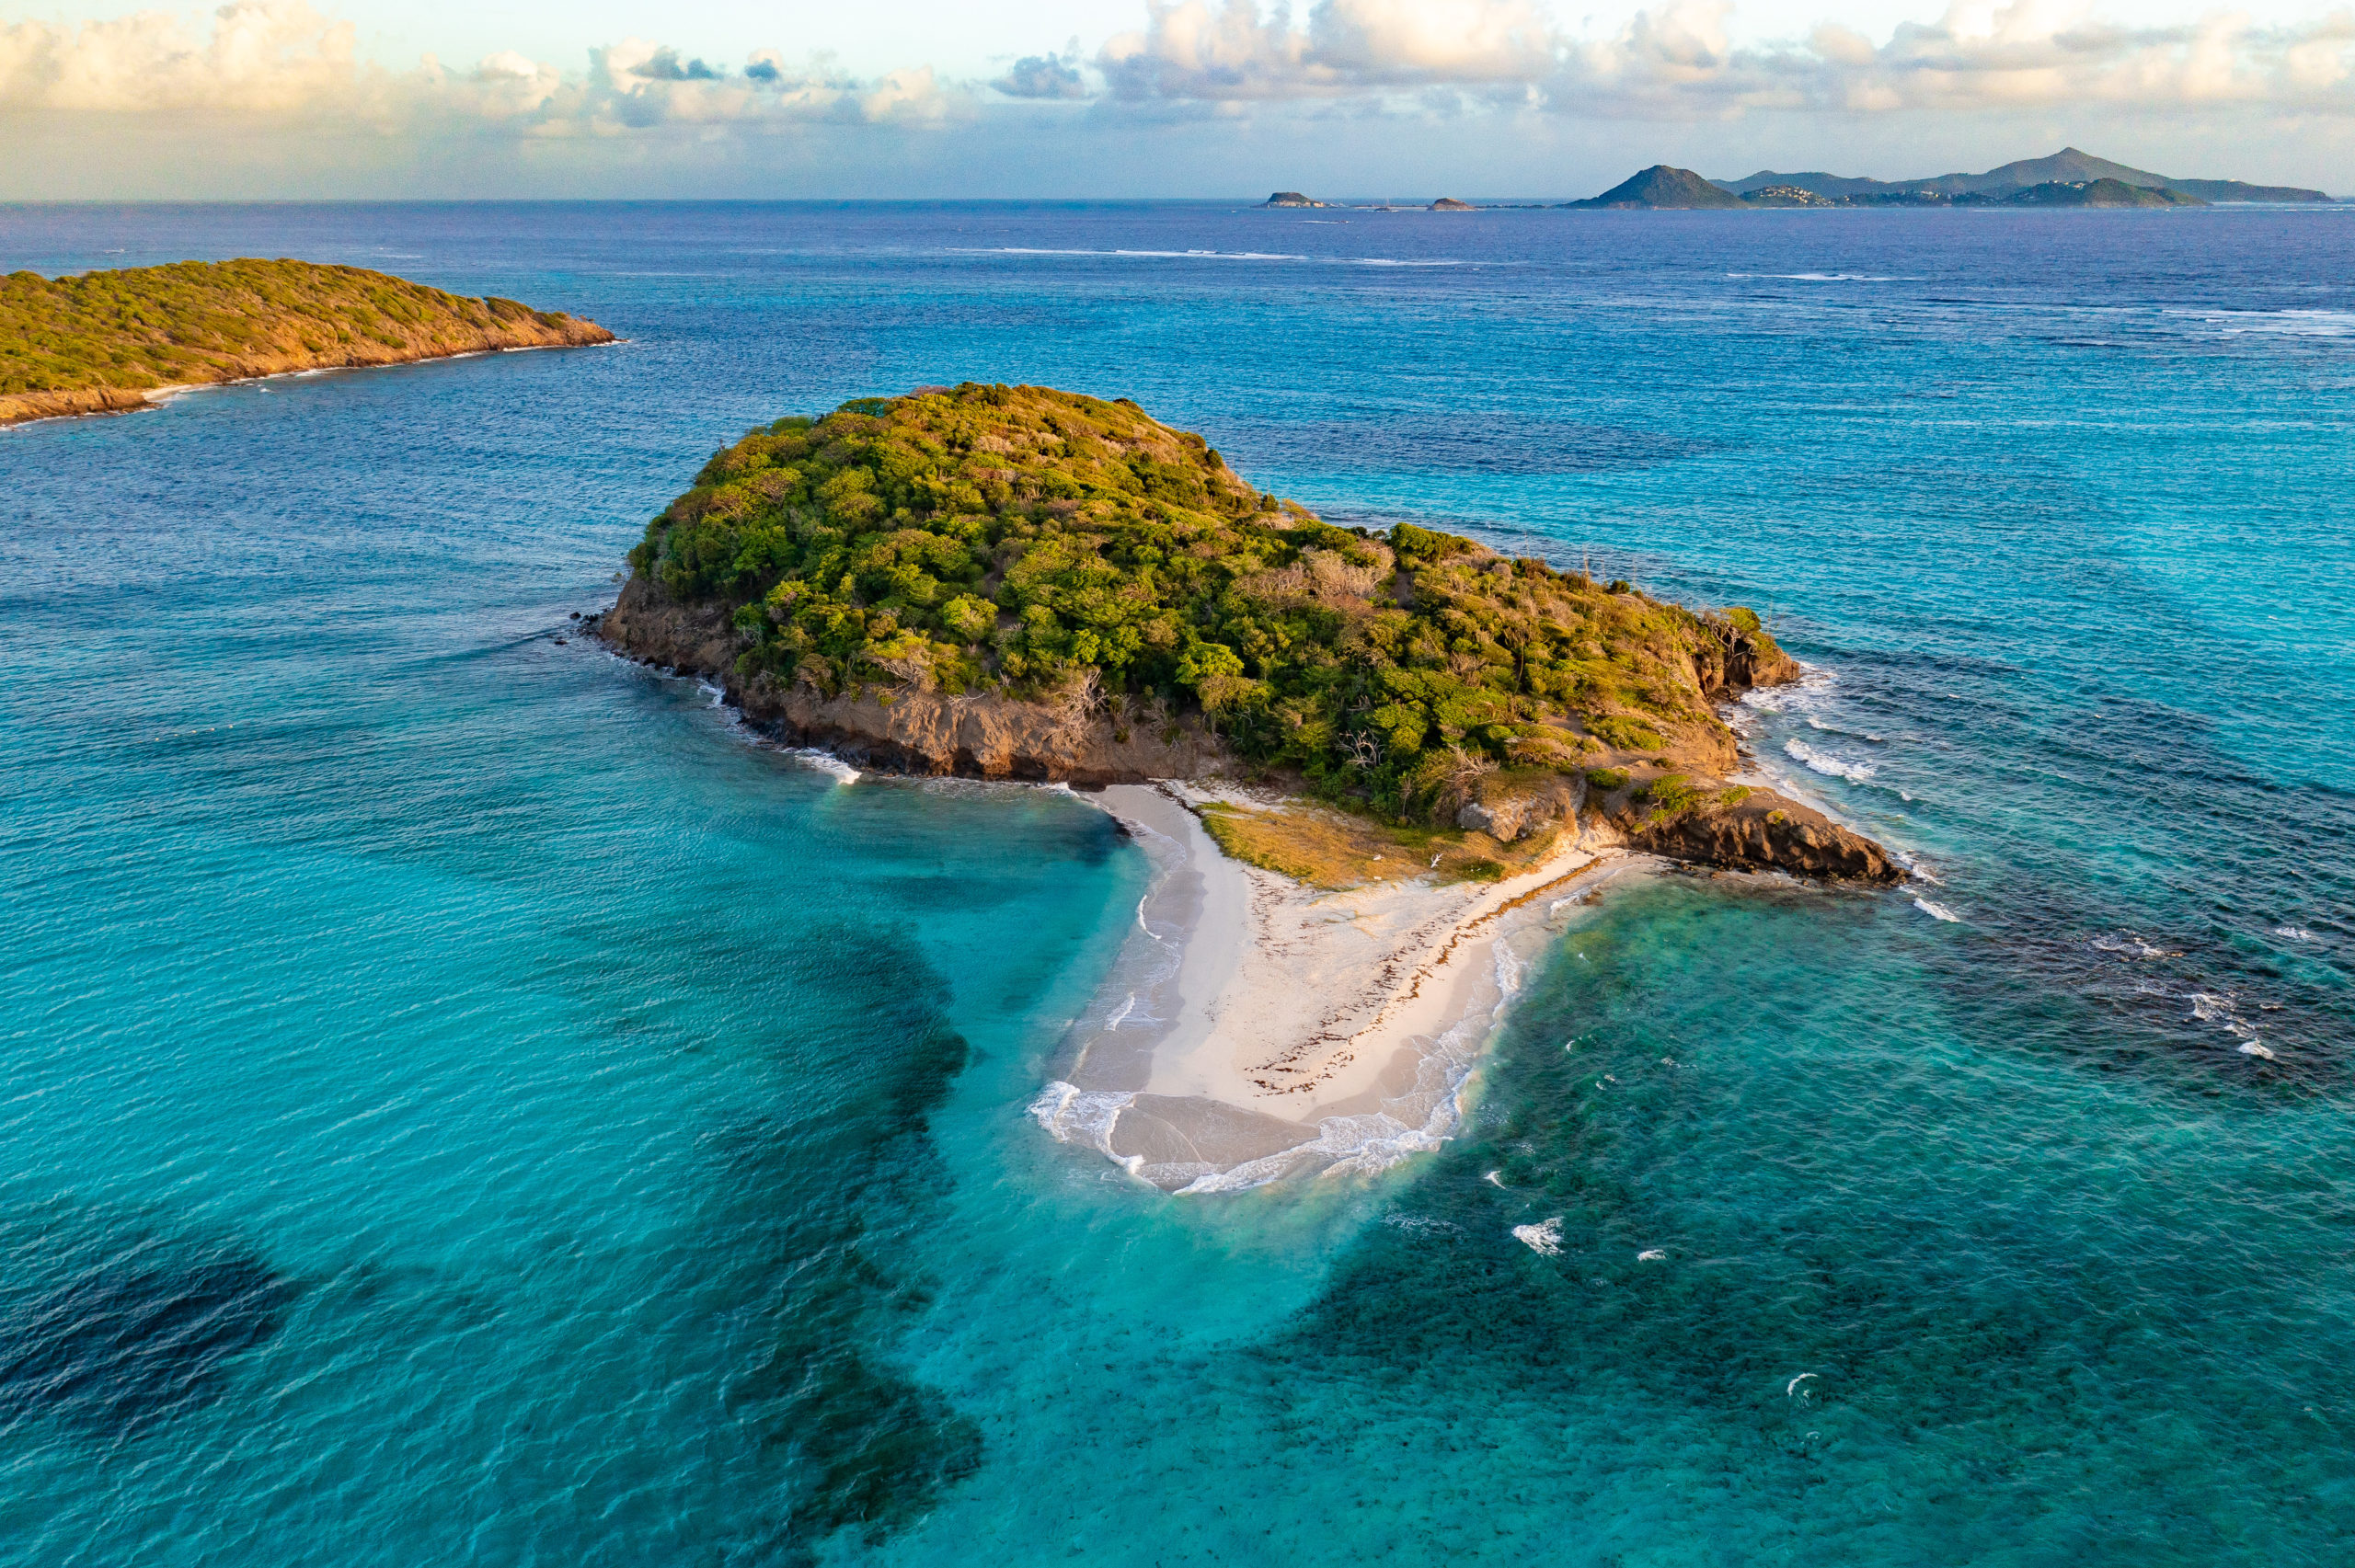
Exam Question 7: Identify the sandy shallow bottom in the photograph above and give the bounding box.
[1030,784,1640,1192]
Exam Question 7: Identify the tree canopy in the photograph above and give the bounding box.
[632,383,1780,820]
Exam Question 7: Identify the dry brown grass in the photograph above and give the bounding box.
[1195,799,1567,890]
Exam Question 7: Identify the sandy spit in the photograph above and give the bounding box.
[1030,784,1637,1193]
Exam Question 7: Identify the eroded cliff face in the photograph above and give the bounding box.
[598,576,1898,884]
[1630,792,1896,882]
[596,577,1227,784]
[1452,761,1899,884]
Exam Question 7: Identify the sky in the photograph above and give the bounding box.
[3,0,2352,198]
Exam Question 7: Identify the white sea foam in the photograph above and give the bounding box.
[682,676,863,784]
[790,749,861,784]
[1028,1082,1142,1175]
[2274,925,2316,942]
[1913,897,1960,922]
[1637,1248,1667,1262]
[963,246,1307,261]
[1785,738,1877,783]
[2169,307,2355,339]
[1513,1218,1564,1255]
[955,246,1465,268]
[1737,662,1836,717]
[2094,933,2179,960]
[1384,1213,1463,1235]
[2177,992,2283,1059]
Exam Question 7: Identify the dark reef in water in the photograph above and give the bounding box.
[0,1208,294,1436]
[703,923,982,1557]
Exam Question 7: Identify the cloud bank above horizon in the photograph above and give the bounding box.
[3,0,2352,197]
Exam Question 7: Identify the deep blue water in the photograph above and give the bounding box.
[2,201,2349,1563]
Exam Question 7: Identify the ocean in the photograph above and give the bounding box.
[1,200,2349,1563]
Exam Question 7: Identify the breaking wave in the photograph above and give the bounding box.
[1785,738,1877,783]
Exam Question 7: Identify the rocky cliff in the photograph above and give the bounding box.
[598,577,1227,783]
[601,575,1899,883]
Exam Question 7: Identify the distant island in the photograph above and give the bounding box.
[0,259,614,427]
[1573,147,2325,209]
[1259,148,2335,212]
[1718,147,2328,205]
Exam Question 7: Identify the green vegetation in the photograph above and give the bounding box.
[0,258,610,423]
[1637,773,1705,821]
[631,383,1787,823]
[1636,773,1753,824]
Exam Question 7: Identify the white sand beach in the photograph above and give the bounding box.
[1030,784,1637,1193]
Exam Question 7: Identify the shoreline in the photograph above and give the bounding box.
[596,636,1899,1196]
[1031,784,1642,1193]
[1,338,619,431]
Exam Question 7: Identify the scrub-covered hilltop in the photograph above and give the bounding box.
[0,259,614,426]
[603,383,1891,881]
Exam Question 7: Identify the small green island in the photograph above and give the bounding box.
[0,258,614,427]
[602,383,1891,883]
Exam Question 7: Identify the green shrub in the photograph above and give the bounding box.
[1639,773,1704,819]
[1588,715,1664,752]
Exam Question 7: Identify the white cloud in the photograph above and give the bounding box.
[1088,0,2355,117]
[0,0,969,131]
[0,0,360,113]
[1098,0,1558,98]
[994,49,1094,98]
[1,0,2352,160]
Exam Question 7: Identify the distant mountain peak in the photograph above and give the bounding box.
[1564,165,1743,210]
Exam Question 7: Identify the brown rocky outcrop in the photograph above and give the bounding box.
[1631,791,1897,882]
[1456,773,1585,842]
[597,577,1226,783]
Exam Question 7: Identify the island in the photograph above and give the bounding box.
[1563,147,2326,209]
[1563,166,1745,210]
[1428,198,1476,211]
[598,384,1899,1190]
[1717,147,2329,205]
[0,258,615,427]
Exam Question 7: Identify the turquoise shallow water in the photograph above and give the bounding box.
[1,202,2349,1563]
